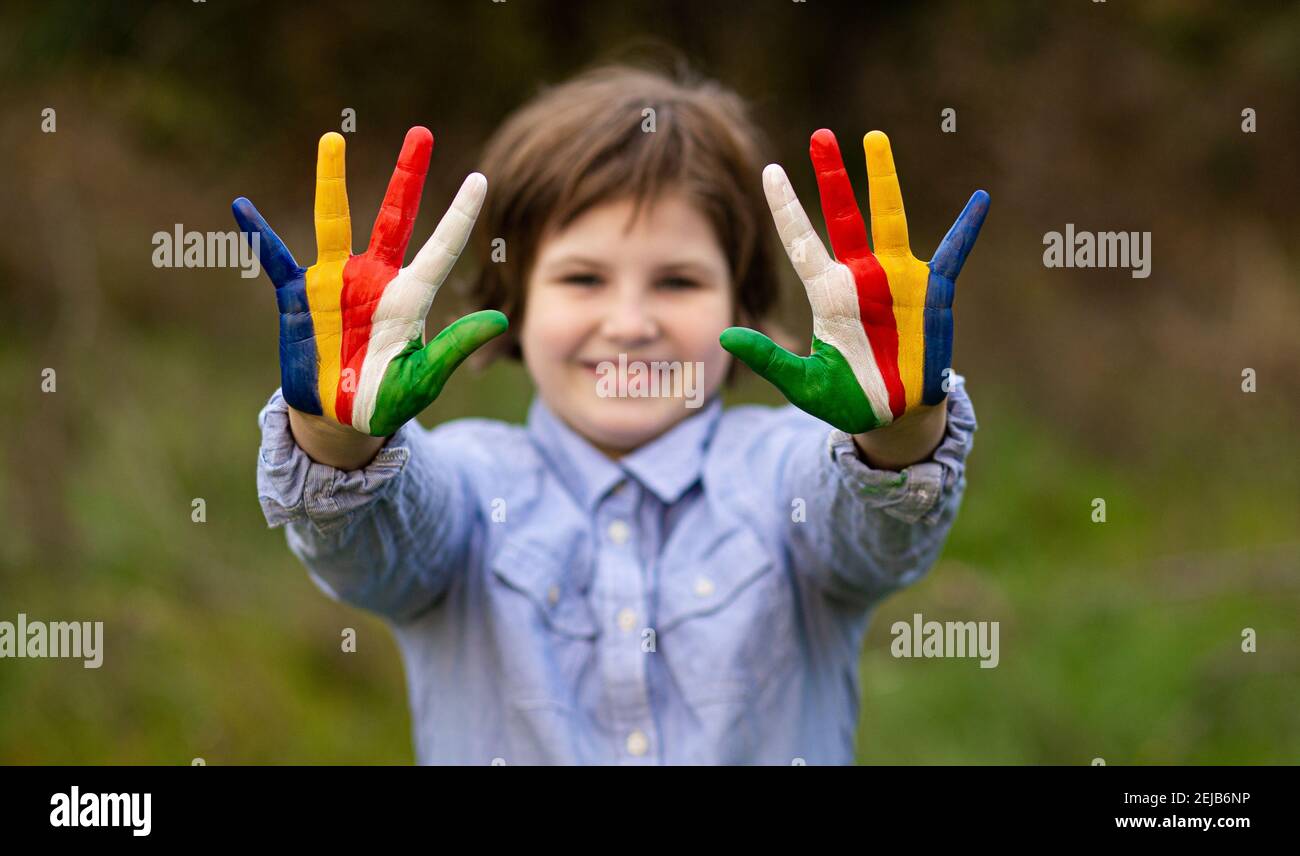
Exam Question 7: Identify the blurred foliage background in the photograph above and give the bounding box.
[1,0,1297,764]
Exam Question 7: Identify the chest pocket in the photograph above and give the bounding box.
[654,524,796,705]
[490,535,598,640]
[487,533,599,721]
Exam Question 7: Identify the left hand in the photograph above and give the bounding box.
[720,129,989,434]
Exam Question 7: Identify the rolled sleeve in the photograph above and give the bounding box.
[255,389,416,535]
[254,388,479,621]
[781,374,978,606]
[824,374,977,526]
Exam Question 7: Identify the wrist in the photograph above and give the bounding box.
[851,400,947,470]
[287,405,387,470]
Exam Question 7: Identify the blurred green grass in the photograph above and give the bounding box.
[856,385,1299,764]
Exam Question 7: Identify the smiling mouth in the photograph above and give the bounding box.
[579,357,673,371]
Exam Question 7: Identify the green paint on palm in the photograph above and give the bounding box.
[719,327,883,434]
[369,310,509,436]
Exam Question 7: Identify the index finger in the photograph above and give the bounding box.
[762,164,842,321]
[314,132,352,263]
[366,126,434,266]
[406,172,487,288]
[863,130,910,256]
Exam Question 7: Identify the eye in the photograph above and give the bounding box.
[657,275,699,290]
[559,273,602,286]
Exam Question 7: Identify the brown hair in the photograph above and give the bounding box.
[469,62,780,373]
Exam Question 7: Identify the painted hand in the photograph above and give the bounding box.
[720,129,988,434]
[232,127,507,437]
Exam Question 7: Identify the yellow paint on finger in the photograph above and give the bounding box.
[892,294,927,410]
[310,132,352,420]
[879,251,930,411]
[863,130,928,410]
[315,132,352,262]
[307,262,346,420]
[863,131,910,257]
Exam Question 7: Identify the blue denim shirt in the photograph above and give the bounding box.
[256,376,977,765]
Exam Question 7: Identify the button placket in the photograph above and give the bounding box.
[592,481,658,761]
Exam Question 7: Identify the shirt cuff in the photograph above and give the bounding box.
[255,389,416,534]
[825,374,978,526]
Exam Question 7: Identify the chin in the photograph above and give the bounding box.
[573,396,690,453]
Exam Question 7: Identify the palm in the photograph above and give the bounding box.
[233,127,507,437]
[721,129,988,434]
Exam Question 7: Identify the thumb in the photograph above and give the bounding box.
[412,310,509,396]
[720,326,810,400]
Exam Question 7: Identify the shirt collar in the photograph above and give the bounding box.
[526,394,723,510]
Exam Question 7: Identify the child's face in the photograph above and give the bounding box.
[520,191,734,458]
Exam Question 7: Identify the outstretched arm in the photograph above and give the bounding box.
[240,127,502,620]
[722,128,987,603]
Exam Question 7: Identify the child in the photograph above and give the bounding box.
[235,64,986,764]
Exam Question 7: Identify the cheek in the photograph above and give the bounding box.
[665,291,734,358]
[656,292,734,397]
[520,288,585,363]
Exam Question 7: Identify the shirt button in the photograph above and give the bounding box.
[693,576,715,598]
[617,607,637,632]
[547,585,560,606]
[626,730,648,757]
[607,519,630,545]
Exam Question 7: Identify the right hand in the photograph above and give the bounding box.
[232,127,507,437]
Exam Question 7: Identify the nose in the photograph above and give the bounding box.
[599,281,659,345]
